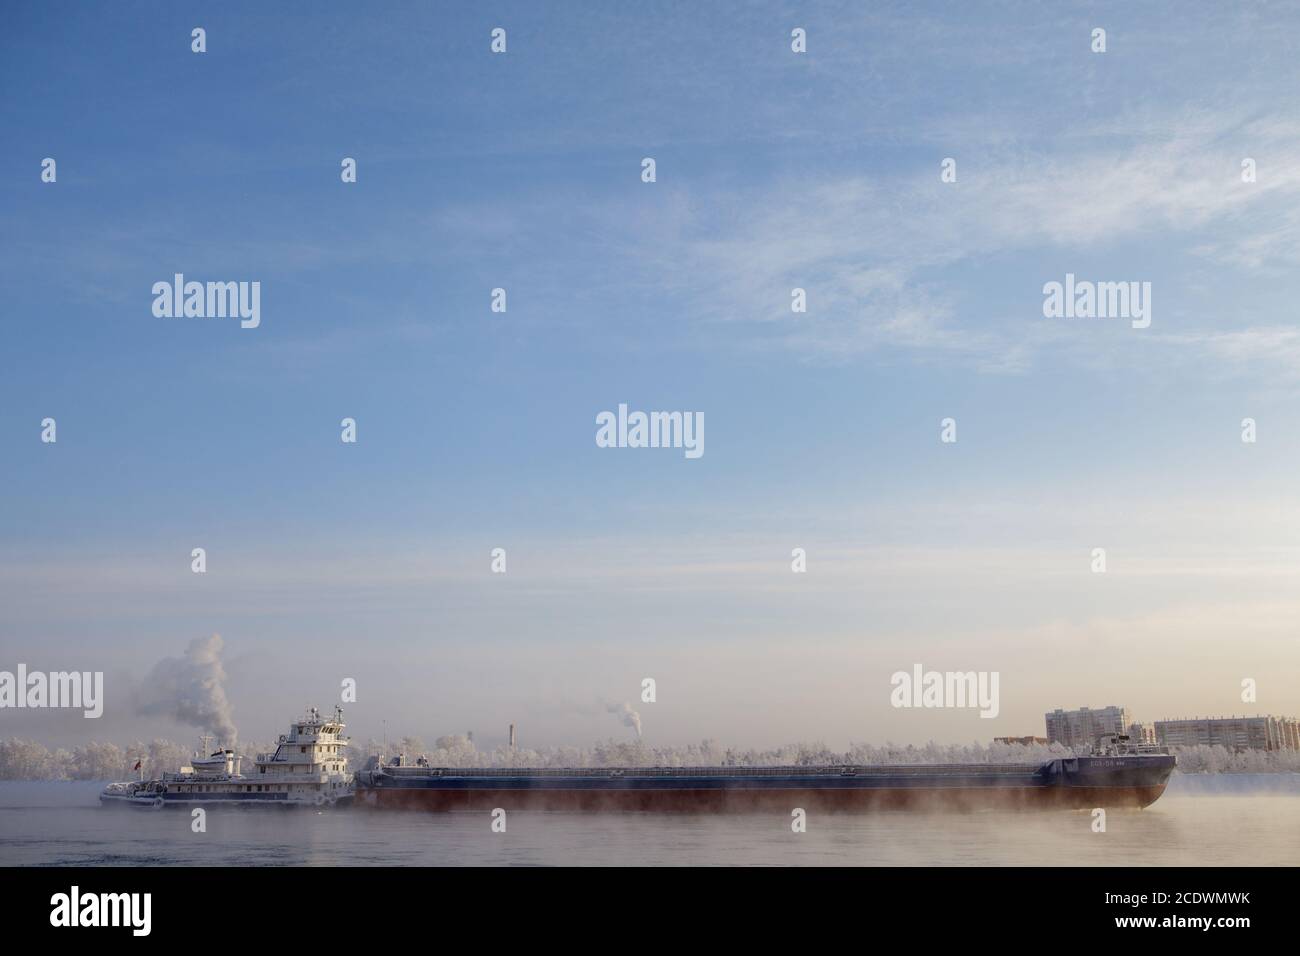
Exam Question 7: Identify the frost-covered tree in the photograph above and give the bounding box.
[69,742,128,780]
[0,739,55,779]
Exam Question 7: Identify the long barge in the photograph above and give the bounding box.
[354,752,1176,813]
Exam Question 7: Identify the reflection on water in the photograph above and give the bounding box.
[0,776,1296,866]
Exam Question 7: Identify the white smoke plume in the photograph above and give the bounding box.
[136,634,238,747]
[606,700,642,738]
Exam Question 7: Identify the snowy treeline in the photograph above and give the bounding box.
[0,738,277,781]
[1167,744,1300,773]
[324,736,1300,773]
[0,738,190,780]
[5,735,1299,779]
[355,736,1075,769]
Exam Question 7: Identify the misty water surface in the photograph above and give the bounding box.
[0,776,1295,866]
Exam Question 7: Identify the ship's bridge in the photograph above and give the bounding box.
[253,706,350,779]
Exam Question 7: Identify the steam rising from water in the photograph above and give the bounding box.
[136,634,238,746]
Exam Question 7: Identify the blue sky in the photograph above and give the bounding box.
[3,1,1300,749]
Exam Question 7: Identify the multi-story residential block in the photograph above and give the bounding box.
[1044,706,1131,749]
[1154,715,1300,752]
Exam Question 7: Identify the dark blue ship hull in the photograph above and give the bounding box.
[354,755,1176,812]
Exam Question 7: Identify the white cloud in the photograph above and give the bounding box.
[651,112,1300,372]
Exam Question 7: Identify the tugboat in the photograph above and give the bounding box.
[100,706,353,808]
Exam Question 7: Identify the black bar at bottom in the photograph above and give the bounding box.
[0,866,1278,939]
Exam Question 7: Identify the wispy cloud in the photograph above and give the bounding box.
[650,112,1300,369]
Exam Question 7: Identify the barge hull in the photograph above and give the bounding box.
[356,784,1168,813]
[354,755,1175,813]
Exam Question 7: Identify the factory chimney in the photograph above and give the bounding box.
[509,723,516,749]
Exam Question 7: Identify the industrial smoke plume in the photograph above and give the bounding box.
[607,700,642,738]
[136,634,238,746]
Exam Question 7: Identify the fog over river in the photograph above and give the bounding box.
[1,776,1295,866]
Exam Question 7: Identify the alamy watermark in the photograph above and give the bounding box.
[1042,273,1150,329]
[50,886,150,936]
[595,404,704,459]
[152,274,261,329]
[890,664,1000,718]
[0,665,103,718]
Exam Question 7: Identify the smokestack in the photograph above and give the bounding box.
[509,723,516,749]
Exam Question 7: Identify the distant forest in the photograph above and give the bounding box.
[2,734,1298,780]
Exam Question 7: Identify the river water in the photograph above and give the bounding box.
[1,775,1296,866]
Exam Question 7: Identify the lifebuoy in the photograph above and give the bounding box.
[313,793,326,807]
[150,796,165,810]
[327,794,338,806]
